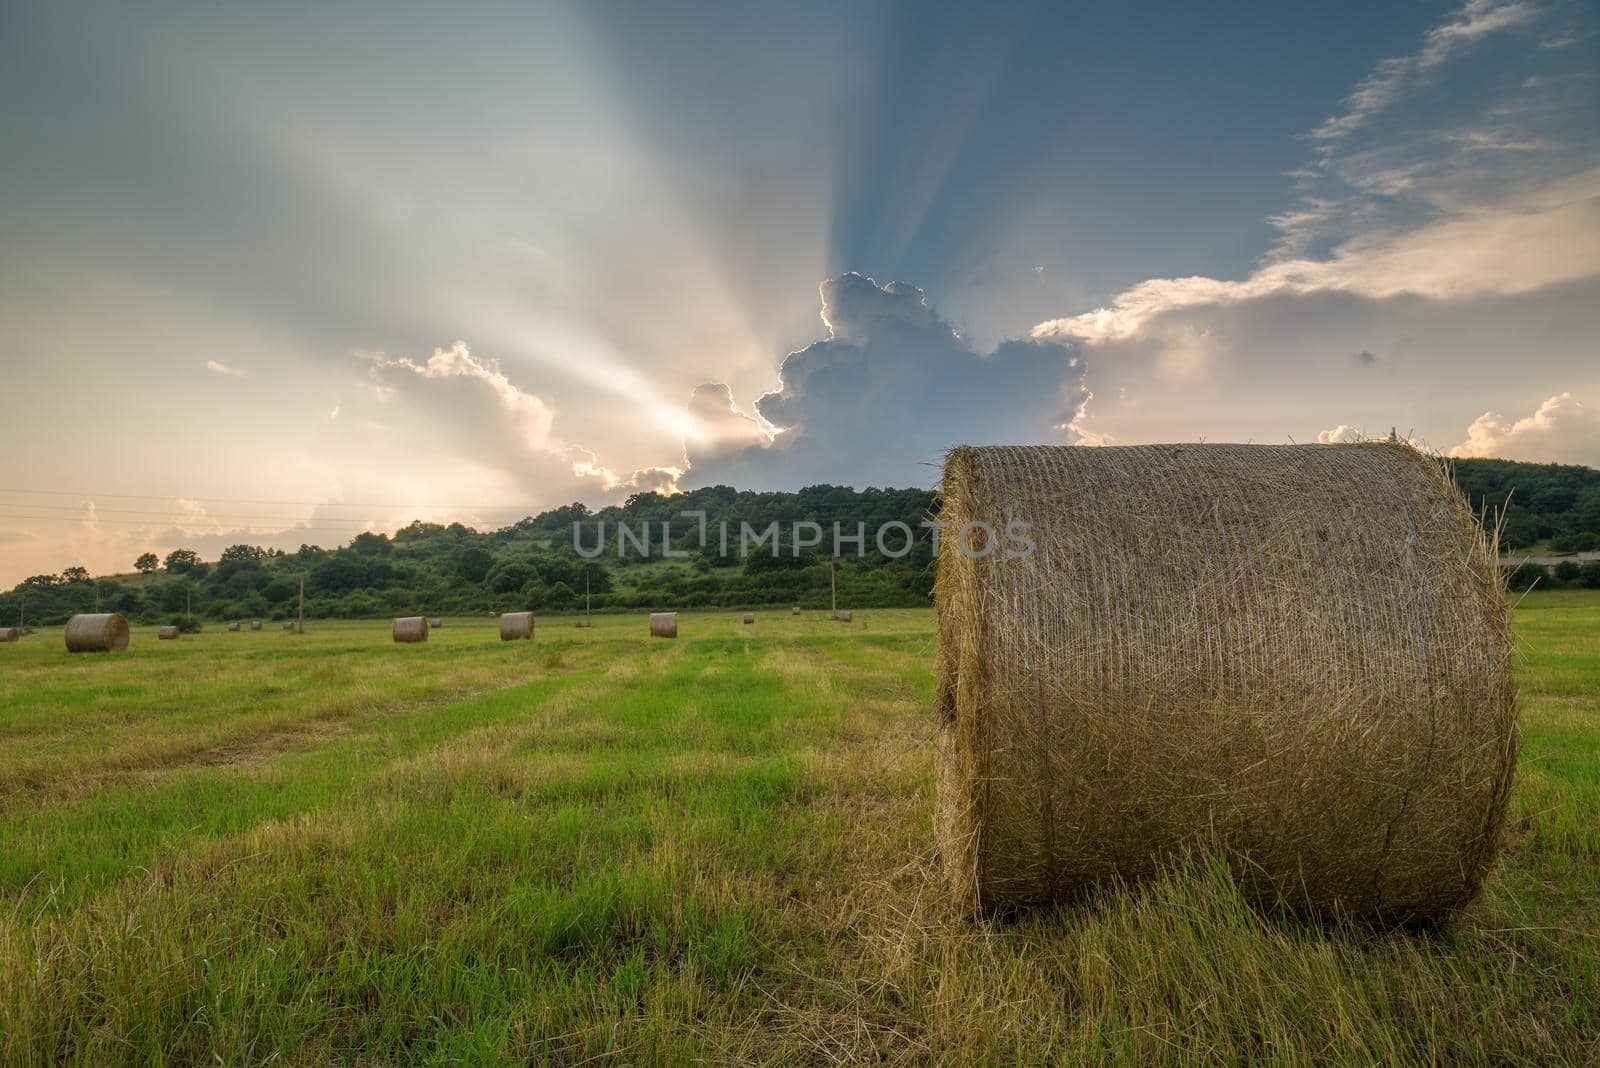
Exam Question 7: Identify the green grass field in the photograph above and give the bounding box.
[1,595,1596,1065]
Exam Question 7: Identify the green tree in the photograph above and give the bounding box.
[61,566,90,583]
[135,552,159,575]
[164,549,201,574]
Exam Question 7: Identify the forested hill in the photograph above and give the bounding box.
[3,457,1597,627]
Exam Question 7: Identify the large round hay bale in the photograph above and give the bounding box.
[742,613,755,624]
[249,620,262,631]
[0,627,19,643]
[936,442,1516,925]
[792,606,802,616]
[835,611,853,623]
[649,612,678,638]
[499,611,534,641]
[228,623,241,632]
[64,613,130,653]
[158,626,180,640]
[392,616,429,643]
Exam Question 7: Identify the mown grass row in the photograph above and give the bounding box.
[1,601,1596,1064]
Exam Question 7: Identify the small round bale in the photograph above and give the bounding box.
[158,626,180,640]
[499,611,534,641]
[250,620,262,631]
[743,613,755,624]
[936,442,1517,926]
[792,606,802,616]
[0,627,19,643]
[835,611,853,623]
[392,616,429,643]
[228,623,241,632]
[430,618,444,628]
[649,612,678,638]
[283,622,296,630]
[64,613,130,653]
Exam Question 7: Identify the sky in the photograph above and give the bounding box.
[1,0,1597,582]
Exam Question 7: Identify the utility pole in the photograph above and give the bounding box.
[297,575,305,634]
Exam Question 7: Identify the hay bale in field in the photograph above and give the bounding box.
[499,611,534,641]
[392,616,429,643]
[792,606,802,616]
[64,613,130,653]
[430,618,444,628]
[835,611,853,623]
[0,627,19,643]
[650,612,678,638]
[743,613,755,624]
[228,623,241,632]
[283,622,296,630]
[249,620,262,631]
[935,442,1517,926]
[158,626,180,640]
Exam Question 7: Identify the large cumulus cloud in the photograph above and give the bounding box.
[684,274,1087,489]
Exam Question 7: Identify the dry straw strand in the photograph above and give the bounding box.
[935,442,1517,925]
[392,617,429,643]
[64,613,130,653]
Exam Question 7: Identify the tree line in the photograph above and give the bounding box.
[3,458,1596,629]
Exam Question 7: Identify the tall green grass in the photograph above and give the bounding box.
[1,600,1596,1064]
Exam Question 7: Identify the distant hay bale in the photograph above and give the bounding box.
[650,612,678,638]
[835,611,853,623]
[792,606,802,615]
[499,612,534,641]
[392,616,429,643]
[283,622,296,630]
[158,626,180,640]
[64,613,130,653]
[430,618,444,628]
[0,627,19,643]
[250,620,262,631]
[743,613,755,624]
[228,623,241,632]
[935,442,1517,925]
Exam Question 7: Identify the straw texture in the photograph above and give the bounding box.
[935,442,1516,925]
[392,617,429,643]
[650,612,678,638]
[499,612,534,641]
[64,613,130,653]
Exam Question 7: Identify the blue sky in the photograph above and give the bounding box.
[1,0,1597,580]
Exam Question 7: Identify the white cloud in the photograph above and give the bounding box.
[205,359,247,378]
[365,341,657,500]
[1449,392,1600,464]
[1311,0,1542,148]
[683,274,1088,490]
[1318,425,1365,444]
